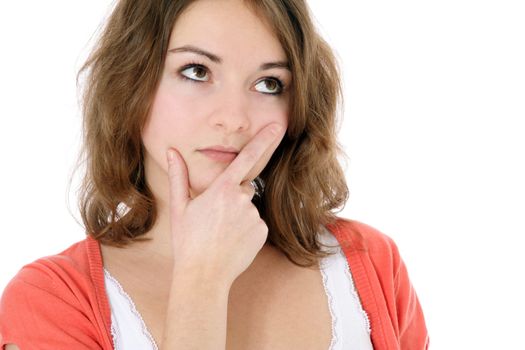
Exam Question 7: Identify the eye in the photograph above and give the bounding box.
[178,63,287,96]
[254,77,285,96]
[180,63,209,82]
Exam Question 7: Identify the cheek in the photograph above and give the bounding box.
[142,87,190,157]
[151,87,184,124]
[250,96,290,129]
[145,84,198,135]
[277,110,289,128]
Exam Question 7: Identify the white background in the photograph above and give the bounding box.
[1,1,524,348]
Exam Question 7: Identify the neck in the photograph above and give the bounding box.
[128,203,174,264]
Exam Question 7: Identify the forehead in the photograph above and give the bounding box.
[169,0,287,63]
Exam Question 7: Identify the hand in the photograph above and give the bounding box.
[166,123,285,286]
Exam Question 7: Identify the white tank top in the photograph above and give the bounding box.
[104,227,373,349]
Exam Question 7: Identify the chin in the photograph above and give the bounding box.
[188,178,210,199]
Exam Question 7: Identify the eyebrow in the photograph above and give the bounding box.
[168,45,291,72]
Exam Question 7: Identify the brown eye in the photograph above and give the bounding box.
[265,80,278,90]
[180,64,209,82]
[255,78,284,95]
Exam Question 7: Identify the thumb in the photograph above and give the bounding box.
[166,148,190,219]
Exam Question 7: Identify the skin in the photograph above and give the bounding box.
[5,1,292,348]
[136,0,292,260]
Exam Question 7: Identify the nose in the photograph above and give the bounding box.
[208,85,251,134]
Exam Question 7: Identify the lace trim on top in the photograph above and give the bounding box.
[109,316,120,350]
[103,268,159,350]
[317,227,372,350]
[103,229,370,350]
[340,252,372,334]
[318,258,340,349]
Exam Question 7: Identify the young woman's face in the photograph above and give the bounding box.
[142,0,291,199]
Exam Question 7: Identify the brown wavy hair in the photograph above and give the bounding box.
[69,0,355,268]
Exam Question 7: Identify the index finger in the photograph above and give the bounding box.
[215,123,282,186]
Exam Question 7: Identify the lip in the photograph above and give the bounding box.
[198,149,238,163]
[199,145,240,153]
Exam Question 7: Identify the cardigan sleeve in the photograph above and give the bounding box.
[0,260,108,349]
[390,241,430,350]
[340,219,430,350]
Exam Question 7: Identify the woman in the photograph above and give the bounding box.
[0,0,429,349]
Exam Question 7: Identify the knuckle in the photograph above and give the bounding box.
[242,182,255,195]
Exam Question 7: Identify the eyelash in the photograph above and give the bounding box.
[178,61,287,96]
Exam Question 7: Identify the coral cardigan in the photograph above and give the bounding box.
[0,218,429,349]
